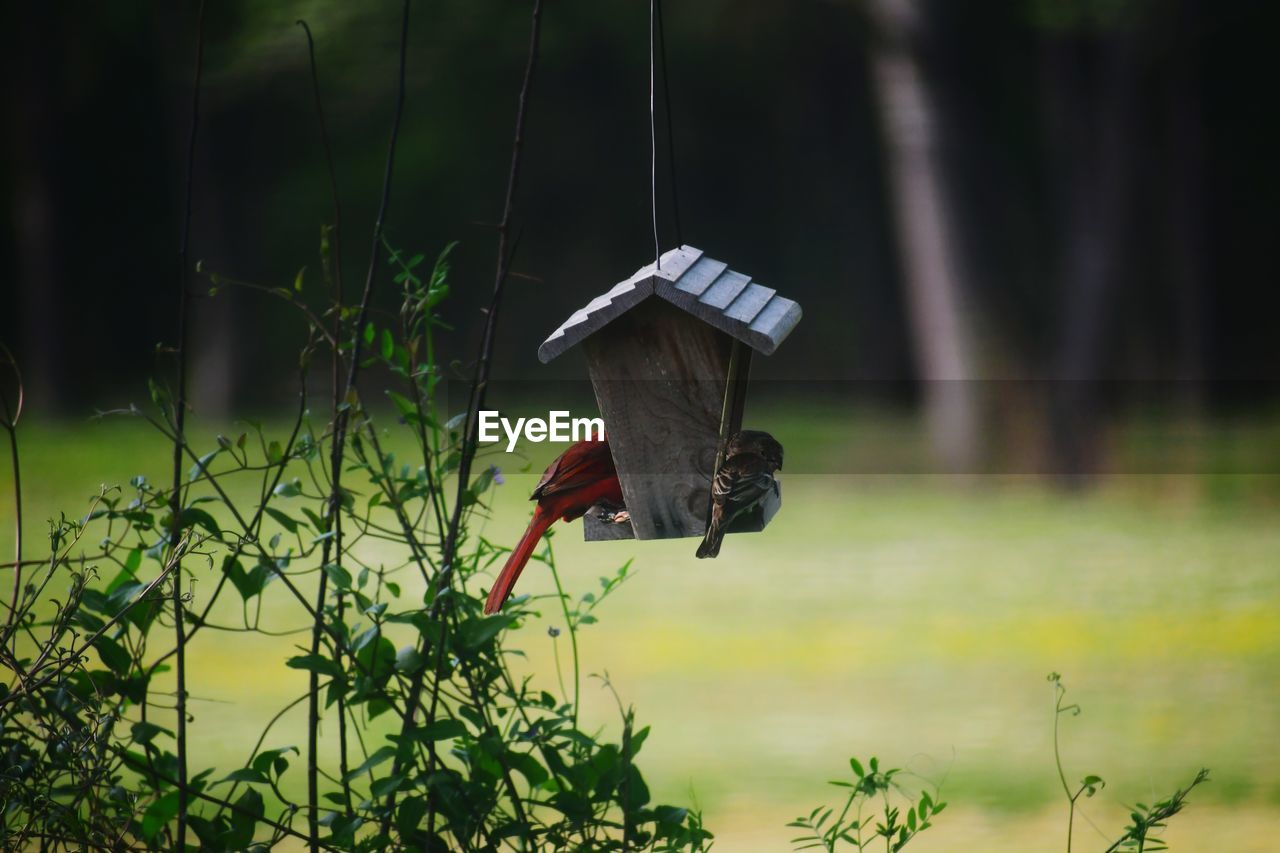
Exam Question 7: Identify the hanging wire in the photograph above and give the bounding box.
[655,0,682,246]
[649,0,660,269]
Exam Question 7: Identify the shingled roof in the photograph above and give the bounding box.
[537,245,802,363]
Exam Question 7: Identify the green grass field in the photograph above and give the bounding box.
[2,410,1278,850]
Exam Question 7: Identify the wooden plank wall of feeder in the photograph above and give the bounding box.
[582,297,731,540]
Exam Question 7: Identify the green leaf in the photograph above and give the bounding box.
[294,266,306,292]
[325,813,363,847]
[325,677,345,710]
[223,557,262,601]
[219,767,269,785]
[387,391,418,421]
[324,563,353,591]
[629,725,651,757]
[286,654,342,678]
[397,795,427,837]
[187,815,223,848]
[94,636,132,676]
[550,790,593,822]
[227,788,263,849]
[851,758,865,778]
[380,329,394,361]
[266,440,284,464]
[107,581,146,616]
[458,614,515,650]
[426,281,449,309]
[351,626,378,654]
[251,746,298,778]
[370,773,408,798]
[301,507,327,532]
[342,745,396,782]
[405,719,466,743]
[188,449,219,482]
[508,751,549,788]
[141,791,180,840]
[147,378,171,409]
[131,721,170,745]
[273,480,301,498]
[80,588,110,615]
[356,636,396,682]
[620,764,651,810]
[654,805,688,825]
[180,507,221,535]
[264,507,298,533]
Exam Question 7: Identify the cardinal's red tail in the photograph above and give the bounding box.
[485,506,555,615]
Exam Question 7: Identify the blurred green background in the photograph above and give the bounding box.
[2,412,1276,849]
[4,0,1280,848]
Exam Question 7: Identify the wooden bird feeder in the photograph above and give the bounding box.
[538,245,802,541]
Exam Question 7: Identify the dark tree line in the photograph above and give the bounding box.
[3,0,1277,475]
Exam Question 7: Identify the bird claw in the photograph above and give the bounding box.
[594,506,630,524]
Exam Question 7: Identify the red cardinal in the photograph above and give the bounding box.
[484,437,624,615]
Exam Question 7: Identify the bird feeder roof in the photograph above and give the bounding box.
[538,245,802,363]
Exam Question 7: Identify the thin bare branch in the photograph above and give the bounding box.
[166,3,207,842]
[382,0,545,840]
[305,3,411,846]
[0,343,25,642]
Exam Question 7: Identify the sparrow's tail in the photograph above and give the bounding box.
[695,513,724,559]
[485,507,554,614]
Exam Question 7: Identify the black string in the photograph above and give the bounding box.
[655,0,682,246]
[649,0,660,269]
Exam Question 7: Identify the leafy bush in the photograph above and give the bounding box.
[1049,673,1210,853]
[0,1,720,846]
[0,240,713,851]
[788,756,945,851]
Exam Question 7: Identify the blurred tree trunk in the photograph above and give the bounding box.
[152,4,236,417]
[866,0,980,473]
[187,152,237,419]
[8,5,65,411]
[1166,0,1207,403]
[1040,26,1139,483]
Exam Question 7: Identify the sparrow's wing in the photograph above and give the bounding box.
[713,454,775,521]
